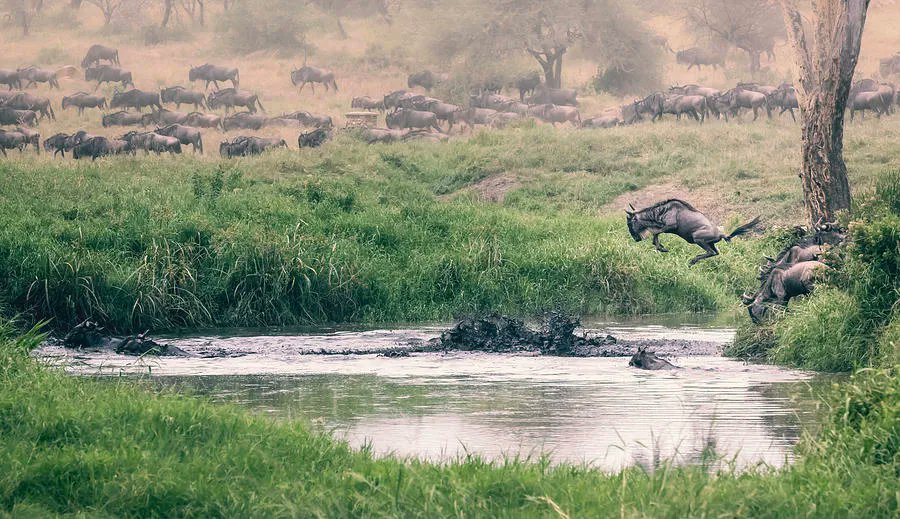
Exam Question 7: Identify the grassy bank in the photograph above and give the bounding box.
[1,326,896,517]
[729,172,900,371]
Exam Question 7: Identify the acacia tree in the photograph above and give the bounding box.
[780,0,870,224]
[5,0,42,35]
[82,0,126,25]
[683,0,785,73]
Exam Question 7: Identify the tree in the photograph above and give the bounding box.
[683,0,785,73]
[780,0,870,225]
[82,0,126,25]
[5,0,42,35]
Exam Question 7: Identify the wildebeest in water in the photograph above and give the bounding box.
[625,199,761,265]
[743,261,828,323]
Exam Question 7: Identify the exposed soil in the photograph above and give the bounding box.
[451,174,521,203]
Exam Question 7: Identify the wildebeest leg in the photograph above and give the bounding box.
[752,107,759,121]
[689,242,719,266]
[297,82,305,93]
[652,234,669,253]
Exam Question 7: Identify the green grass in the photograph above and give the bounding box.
[0,325,896,517]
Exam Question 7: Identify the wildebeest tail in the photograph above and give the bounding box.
[725,216,762,241]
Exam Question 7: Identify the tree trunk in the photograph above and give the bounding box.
[198,0,204,26]
[335,16,347,38]
[748,50,761,74]
[528,47,566,89]
[161,0,173,28]
[780,0,870,225]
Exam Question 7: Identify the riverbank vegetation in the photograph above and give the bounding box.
[0,325,895,517]
[730,172,899,371]
[1,121,898,334]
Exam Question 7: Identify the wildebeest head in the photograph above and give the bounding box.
[624,204,643,241]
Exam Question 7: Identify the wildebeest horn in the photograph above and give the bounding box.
[765,256,775,262]
[741,292,754,304]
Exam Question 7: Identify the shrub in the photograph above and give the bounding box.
[34,46,73,66]
[215,0,311,57]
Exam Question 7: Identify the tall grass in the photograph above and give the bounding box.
[0,325,896,517]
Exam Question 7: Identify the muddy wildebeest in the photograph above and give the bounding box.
[351,96,385,112]
[349,127,408,144]
[222,111,268,131]
[2,92,55,120]
[717,88,771,121]
[298,127,331,148]
[487,111,521,128]
[110,89,162,112]
[0,107,38,126]
[81,44,120,68]
[849,91,886,121]
[290,66,338,93]
[160,86,207,110]
[581,114,622,128]
[625,199,761,265]
[14,126,39,153]
[62,92,107,115]
[120,131,182,155]
[399,94,438,111]
[737,82,779,97]
[424,100,463,131]
[278,111,333,129]
[72,136,130,160]
[629,346,678,370]
[407,70,439,91]
[207,88,264,114]
[189,64,239,90]
[527,87,578,106]
[17,67,60,89]
[675,47,726,70]
[514,72,541,102]
[386,108,443,132]
[743,261,828,323]
[453,107,497,131]
[663,94,707,122]
[43,132,70,157]
[155,124,203,153]
[534,104,581,126]
[879,53,900,78]
[184,112,223,130]
[0,70,21,90]
[102,111,149,127]
[219,136,286,157]
[0,129,28,156]
[470,92,518,111]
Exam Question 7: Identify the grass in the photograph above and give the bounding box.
[0,324,896,517]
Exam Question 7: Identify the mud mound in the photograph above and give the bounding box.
[434,313,616,355]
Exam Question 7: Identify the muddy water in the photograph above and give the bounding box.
[37,318,827,471]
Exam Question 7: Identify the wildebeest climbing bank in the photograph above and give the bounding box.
[0,1,897,517]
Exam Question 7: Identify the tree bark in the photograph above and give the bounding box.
[527,46,566,89]
[780,0,870,225]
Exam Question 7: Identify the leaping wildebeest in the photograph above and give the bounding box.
[81,44,120,68]
[625,199,761,265]
[290,66,338,93]
[189,64,240,90]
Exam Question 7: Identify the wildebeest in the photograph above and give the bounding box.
[470,92,519,111]
[629,346,678,370]
[768,83,799,121]
[207,88,264,114]
[717,87,771,121]
[120,131,182,155]
[278,110,333,129]
[534,104,581,126]
[222,111,269,131]
[736,82,779,97]
[514,72,541,102]
[85,65,133,89]
[625,199,761,265]
[527,87,577,106]
[0,129,27,156]
[423,100,462,130]
[43,132,71,157]
[72,136,130,160]
[298,127,331,148]
[581,114,622,128]
[101,111,149,127]
[675,47,726,70]
[383,90,409,110]
[145,108,191,126]
[0,107,38,126]
[743,261,828,323]
[17,67,60,89]
[291,66,338,93]
[182,112,222,130]
[63,130,96,151]
[487,111,522,128]
[160,86,207,110]
[14,126,39,153]
[453,107,498,130]
[851,79,896,115]
[849,91,886,121]
[154,124,203,153]
[386,108,443,132]
[219,136,286,157]
[2,92,55,120]
[879,53,900,78]
[62,92,107,115]
[110,89,162,112]
[81,44,120,68]
[351,96,385,112]
[407,70,442,91]
[189,64,239,90]
[663,94,707,122]
[0,70,21,90]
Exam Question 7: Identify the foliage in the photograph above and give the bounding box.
[682,0,785,72]
[0,328,896,516]
[215,0,311,57]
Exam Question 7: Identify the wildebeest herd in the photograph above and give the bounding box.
[2,43,898,159]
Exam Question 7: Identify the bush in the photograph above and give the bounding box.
[215,0,311,56]
[34,47,73,66]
